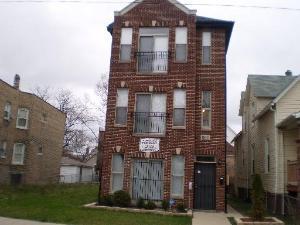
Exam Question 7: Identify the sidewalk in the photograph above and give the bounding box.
[0,217,65,225]
[192,205,242,225]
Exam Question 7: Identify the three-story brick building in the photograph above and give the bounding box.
[101,0,234,211]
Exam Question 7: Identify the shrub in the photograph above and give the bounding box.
[136,197,145,208]
[145,200,156,210]
[102,194,113,206]
[161,199,169,211]
[176,203,186,212]
[112,190,131,207]
[251,174,265,221]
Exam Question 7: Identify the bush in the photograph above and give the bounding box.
[136,197,145,208]
[112,190,131,207]
[145,200,156,210]
[251,174,265,221]
[161,199,169,211]
[176,203,186,212]
[102,194,113,206]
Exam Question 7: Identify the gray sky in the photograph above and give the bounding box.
[1,0,300,133]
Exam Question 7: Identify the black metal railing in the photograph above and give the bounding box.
[136,51,168,73]
[133,112,166,134]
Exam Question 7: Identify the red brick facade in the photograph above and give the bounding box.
[101,0,233,211]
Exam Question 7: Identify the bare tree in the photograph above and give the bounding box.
[33,86,99,159]
[95,73,109,128]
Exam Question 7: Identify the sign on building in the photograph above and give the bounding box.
[139,138,160,152]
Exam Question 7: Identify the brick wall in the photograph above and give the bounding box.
[101,0,227,211]
[0,80,65,184]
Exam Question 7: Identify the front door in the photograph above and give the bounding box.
[194,163,216,209]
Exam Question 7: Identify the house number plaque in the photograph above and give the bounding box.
[139,138,160,152]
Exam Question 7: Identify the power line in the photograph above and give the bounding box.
[0,0,300,12]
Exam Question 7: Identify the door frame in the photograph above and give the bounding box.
[193,162,217,210]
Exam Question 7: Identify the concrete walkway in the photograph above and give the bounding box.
[192,205,242,225]
[0,217,65,225]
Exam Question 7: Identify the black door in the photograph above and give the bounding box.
[194,163,216,210]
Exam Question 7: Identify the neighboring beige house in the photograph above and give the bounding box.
[0,75,66,185]
[234,70,300,214]
[60,152,98,183]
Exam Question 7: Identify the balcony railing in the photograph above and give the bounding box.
[133,112,166,134]
[136,51,168,73]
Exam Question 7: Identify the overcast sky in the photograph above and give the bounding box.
[1,0,300,133]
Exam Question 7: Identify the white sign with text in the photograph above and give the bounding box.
[139,138,160,152]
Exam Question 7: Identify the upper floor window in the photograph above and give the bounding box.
[120,28,132,62]
[115,88,129,126]
[134,93,166,135]
[12,143,25,165]
[202,32,211,64]
[16,108,29,129]
[4,102,11,120]
[201,91,211,129]
[137,28,169,73]
[0,141,7,158]
[264,138,270,173]
[175,27,187,62]
[173,89,186,127]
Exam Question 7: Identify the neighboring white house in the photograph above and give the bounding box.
[60,154,98,183]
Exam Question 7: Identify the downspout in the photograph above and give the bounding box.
[225,54,228,213]
[270,103,278,213]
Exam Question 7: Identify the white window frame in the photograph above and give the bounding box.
[12,143,25,165]
[0,141,7,158]
[115,88,129,126]
[171,155,185,198]
[16,108,29,129]
[201,91,212,130]
[120,28,133,62]
[175,27,187,62]
[4,102,12,120]
[111,153,124,193]
[264,138,270,173]
[173,89,186,127]
[202,32,212,64]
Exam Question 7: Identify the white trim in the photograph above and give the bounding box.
[273,76,300,104]
[114,0,196,16]
[12,143,25,165]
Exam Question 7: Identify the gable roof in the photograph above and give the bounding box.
[248,75,296,98]
[114,0,197,16]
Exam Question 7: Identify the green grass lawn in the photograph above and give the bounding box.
[0,184,191,225]
[228,195,298,225]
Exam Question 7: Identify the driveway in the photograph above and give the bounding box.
[192,205,242,225]
[0,217,65,225]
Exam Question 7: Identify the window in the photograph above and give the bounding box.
[111,154,124,192]
[134,93,167,134]
[16,108,29,129]
[173,89,186,127]
[137,28,169,73]
[12,143,25,165]
[171,155,185,197]
[0,141,7,158]
[264,138,270,173]
[115,89,129,126]
[202,32,211,64]
[4,102,11,120]
[175,27,187,62]
[251,146,255,174]
[38,146,43,155]
[120,28,132,61]
[201,91,211,129]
